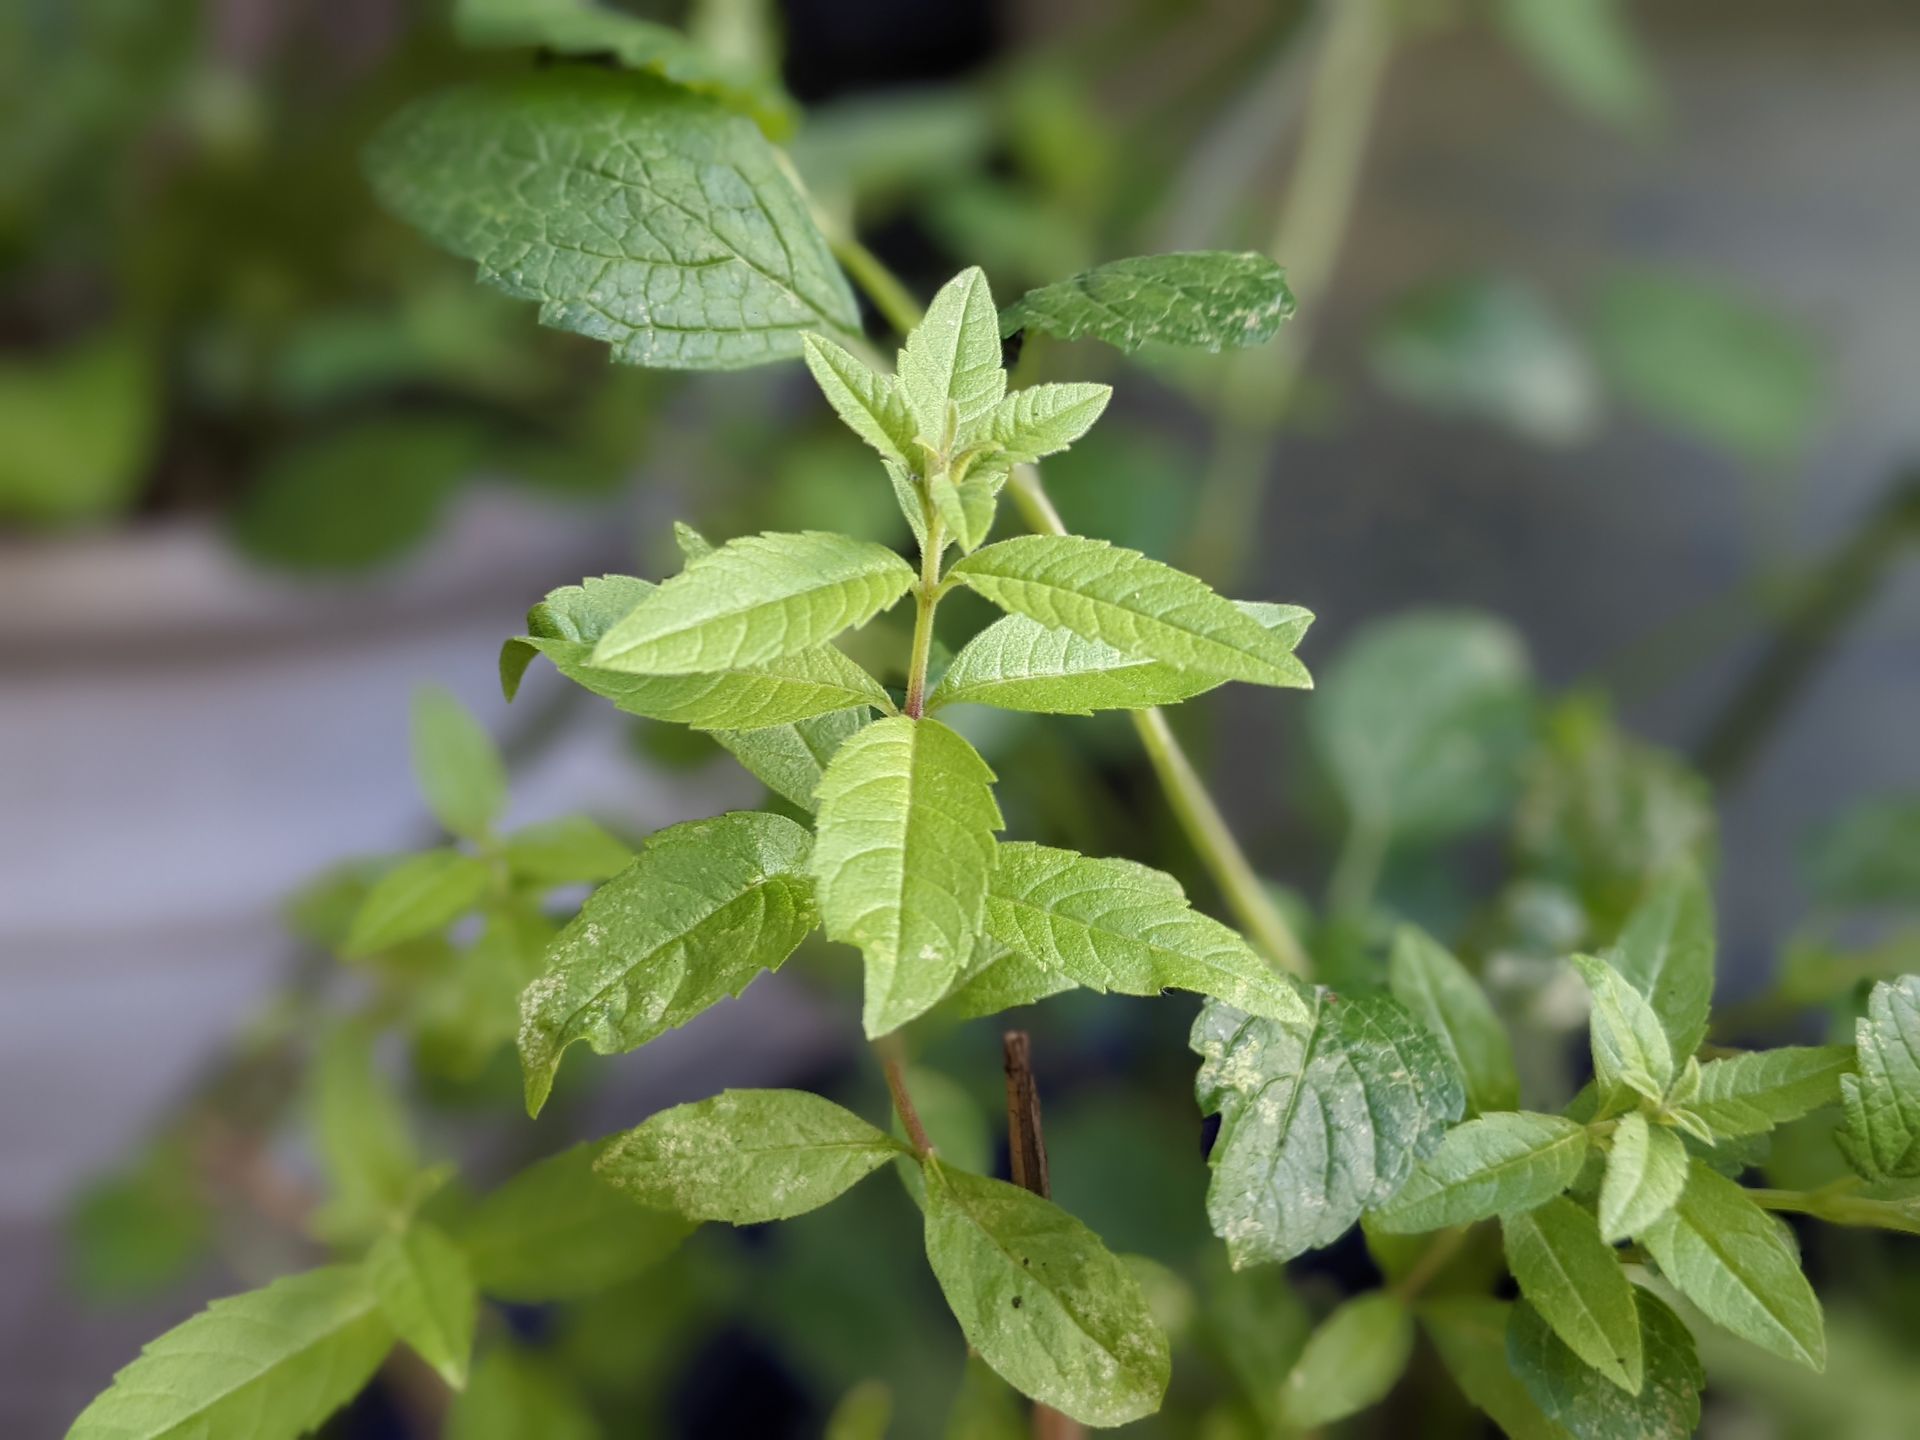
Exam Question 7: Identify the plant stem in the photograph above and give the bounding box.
[904,510,946,718]
[1749,1183,1920,1236]
[829,232,926,342]
[876,1033,932,1157]
[1391,1225,1470,1301]
[1008,465,1310,978]
[1000,1032,1083,1440]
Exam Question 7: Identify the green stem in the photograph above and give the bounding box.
[829,233,926,342]
[1749,1183,1920,1236]
[1327,811,1388,922]
[903,509,946,718]
[1391,1225,1470,1301]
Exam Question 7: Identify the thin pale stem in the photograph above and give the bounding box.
[1391,1224,1471,1300]
[829,233,926,342]
[903,511,946,718]
[1749,1183,1920,1236]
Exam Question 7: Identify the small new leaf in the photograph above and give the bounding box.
[921,1162,1170,1427]
[1388,925,1520,1115]
[1597,1112,1688,1241]
[1688,1045,1855,1139]
[802,333,919,468]
[1572,953,1675,1107]
[501,815,634,886]
[1606,863,1716,1060]
[970,383,1111,463]
[517,811,817,1115]
[999,252,1295,353]
[368,1222,478,1390]
[410,686,506,842]
[1638,1161,1825,1368]
[1193,995,1465,1265]
[344,850,492,957]
[898,267,1006,441]
[951,535,1312,689]
[810,717,1003,1037]
[1502,1196,1643,1393]
[1370,1112,1589,1233]
[597,1089,908,1223]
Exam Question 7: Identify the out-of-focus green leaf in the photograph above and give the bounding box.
[1507,1287,1703,1439]
[1280,1292,1414,1428]
[1422,1297,1564,1440]
[1805,796,1920,909]
[67,1141,211,1302]
[790,89,993,201]
[1496,0,1660,132]
[1001,252,1295,353]
[0,329,154,526]
[502,815,633,885]
[448,1347,600,1440]
[368,1222,477,1389]
[411,686,506,843]
[309,1024,423,1244]
[344,849,492,958]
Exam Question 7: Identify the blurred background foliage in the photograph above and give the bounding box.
[5,0,1919,1435]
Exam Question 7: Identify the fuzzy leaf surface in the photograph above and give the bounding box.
[1836,976,1920,1180]
[1688,1046,1854,1139]
[517,811,816,1114]
[1388,925,1519,1115]
[1370,1113,1588,1233]
[898,267,1005,440]
[802,333,918,466]
[951,535,1312,689]
[1573,953,1675,1106]
[597,1088,907,1223]
[999,251,1295,353]
[810,717,1002,1036]
[1502,1196,1643,1392]
[972,383,1111,462]
[921,1163,1169,1427]
[1192,994,1465,1265]
[1605,864,1716,1060]
[1597,1112,1688,1241]
[365,72,857,369]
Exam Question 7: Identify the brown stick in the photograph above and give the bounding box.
[1002,1032,1082,1440]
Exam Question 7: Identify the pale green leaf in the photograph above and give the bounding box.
[985,841,1308,1023]
[365,71,859,370]
[824,1380,892,1440]
[502,815,634,885]
[411,685,506,842]
[450,1141,692,1302]
[1502,1196,1642,1392]
[802,333,919,467]
[674,520,714,562]
[1421,1297,1565,1440]
[596,1088,908,1223]
[898,266,1005,441]
[1192,994,1465,1265]
[970,383,1111,463]
[1597,1112,1688,1241]
[1572,953,1675,1107]
[518,810,817,1114]
[1837,975,1920,1180]
[929,602,1311,715]
[1388,925,1519,1115]
[811,717,1003,1036]
[1370,1113,1589,1233]
[1688,1046,1854,1139]
[713,709,871,810]
[369,1222,478,1390]
[590,530,913,675]
[1606,863,1716,1060]
[1280,1292,1414,1428]
[1508,1288,1703,1440]
[67,1266,394,1440]
[999,252,1294,353]
[454,0,794,136]
[941,943,1078,1019]
[1638,1161,1825,1368]
[951,535,1312,689]
[921,1162,1170,1428]
[1805,795,1920,907]
[1495,0,1659,134]
[448,1347,599,1440]
[1311,610,1533,843]
[0,329,154,527]
[343,849,492,957]
[309,1024,421,1245]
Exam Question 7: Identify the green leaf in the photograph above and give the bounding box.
[1597,1112,1688,1241]
[365,71,859,370]
[943,1351,1027,1440]
[448,1347,599,1440]
[518,810,817,1115]
[343,849,493,957]
[1370,274,1600,445]
[1638,1161,1825,1368]
[453,0,794,136]
[942,943,1078,1019]
[596,1088,908,1222]
[449,1141,692,1302]
[67,1266,394,1440]
[811,717,1003,1037]
[589,531,913,675]
[1605,863,1715,1060]
[1805,796,1920,907]
[1388,925,1520,1115]
[511,574,892,730]
[411,685,506,843]
[999,252,1295,353]
[970,383,1111,463]
[1495,0,1659,134]
[1421,1298,1565,1440]
[1508,1288,1704,1440]
[825,1380,893,1440]
[951,535,1312,689]
[1310,610,1533,844]
[898,266,1006,441]
[0,329,154,527]
[1572,954,1676,1107]
[985,842,1309,1023]
[921,1162,1170,1427]
[1502,1196,1643,1393]
[802,333,919,467]
[1370,1113,1589,1233]
[1837,975,1920,1180]
[1192,994,1465,1265]
[1593,269,1823,464]
[1688,1046,1854,1139]
[713,709,871,810]
[502,815,634,885]
[674,520,715,562]
[309,1024,421,1244]
[1280,1292,1414,1428]
[369,1222,478,1390]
